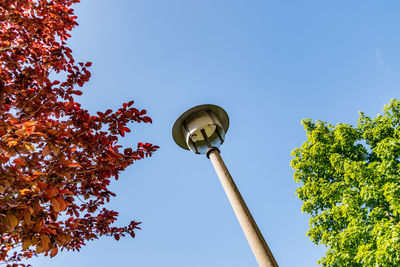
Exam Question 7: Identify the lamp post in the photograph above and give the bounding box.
[172,104,278,267]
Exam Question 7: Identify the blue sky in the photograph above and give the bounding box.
[28,1,400,266]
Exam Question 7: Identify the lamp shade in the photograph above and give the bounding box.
[172,104,229,154]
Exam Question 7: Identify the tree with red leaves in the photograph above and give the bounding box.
[0,0,158,265]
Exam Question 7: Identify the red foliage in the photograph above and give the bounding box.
[0,0,158,265]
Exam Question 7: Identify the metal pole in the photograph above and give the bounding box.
[206,148,279,267]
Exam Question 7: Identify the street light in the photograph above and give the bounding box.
[172,104,278,267]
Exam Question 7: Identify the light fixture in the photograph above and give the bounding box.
[172,104,229,154]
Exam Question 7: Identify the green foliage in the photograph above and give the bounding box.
[291,99,400,266]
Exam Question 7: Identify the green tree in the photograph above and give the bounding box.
[291,99,400,266]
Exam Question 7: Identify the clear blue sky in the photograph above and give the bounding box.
[28,1,400,266]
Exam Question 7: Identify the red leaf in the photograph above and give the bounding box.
[50,247,58,258]
[51,198,61,212]
[67,163,81,168]
[142,116,152,123]
[71,90,82,95]
[37,182,47,190]
[60,189,74,195]
[6,213,19,229]
[85,62,92,67]
[42,145,51,157]
[13,158,26,166]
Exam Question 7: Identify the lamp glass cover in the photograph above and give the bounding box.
[182,110,225,154]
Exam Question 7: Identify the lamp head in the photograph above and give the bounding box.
[172,104,229,154]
